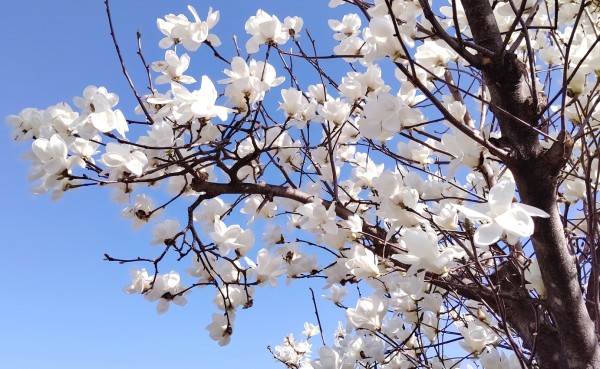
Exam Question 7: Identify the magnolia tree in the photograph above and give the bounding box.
[7,0,600,368]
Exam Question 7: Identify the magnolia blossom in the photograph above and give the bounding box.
[273,334,311,367]
[157,5,221,51]
[562,177,587,203]
[245,10,291,53]
[392,227,464,275]
[414,39,458,77]
[329,13,362,40]
[318,98,351,126]
[454,180,550,246]
[72,85,129,138]
[295,202,338,235]
[359,91,423,140]
[152,50,196,85]
[284,16,303,39]
[213,285,253,311]
[207,312,234,346]
[310,346,343,369]
[143,271,188,314]
[151,219,181,246]
[302,322,320,338]
[458,319,499,354]
[193,197,229,229]
[101,142,148,177]
[323,284,348,305]
[251,248,285,287]
[171,76,230,123]
[6,107,46,141]
[397,139,434,165]
[121,194,160,229]
[31,134,73,175]
[346,295,388,331]
[278,88,316,128]
[480,347,521,369]
[440,130,484,177]
[219,57,284,108]
[209,218,255,257]
[123,269,152,294]
[363,15,411,62]
[345,244,380,279]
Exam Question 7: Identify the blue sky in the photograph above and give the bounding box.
[0,1,350,368]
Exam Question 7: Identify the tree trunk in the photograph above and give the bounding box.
[459,1,600,367]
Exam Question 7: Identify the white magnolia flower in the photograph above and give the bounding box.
[121,194,160,229]
[6,107,46,141]
[209,218,254,257]
[318,98,351,126]
[284,16,303,39]
[440,130,484,177]
[273,334,311,367]
[310,346,342,369]
[152,50,196,85]
[414,39,458,77]
[151,219,181,246]
[213,285,253,311]
[364,15,410,62]
[251,248,285,287]
[480,346,521,369]
[193,197,229,229]
[123,269,152,294]
[392,227,464,275]
[157,6,221,51]
[323,284,348,305]
[137,120,175,148]
[206,312,234,346]
[346,295,388,331]
[31,134,70,175]
[101,142,148,177]
[345,244,380,279]
[73,85,129,138]
[245,9,290,53]
[219,57,284,109]
[295,202,338,235]
[329,13,362,41]
[458,319,499,354]
[454,180,550,246]
[359,91,423,141]
[143,271,188,314]
[302,322,320,338]
[278,87,316,128]
[171,76,230,124]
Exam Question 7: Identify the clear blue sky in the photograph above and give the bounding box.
[0,1,348,368]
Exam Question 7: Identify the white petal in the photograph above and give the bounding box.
[102,152,125,167]
[488,180,515,215]
[453,204,492,223]
[156,299,170,314]
[48,134,68,158]
[495,207,534,237]
[32,139,51,162]
[125,159,144,176]
[474,222,503,246]
[514,203,550,218]
[90,112,112,132]
[392,253,419,265]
